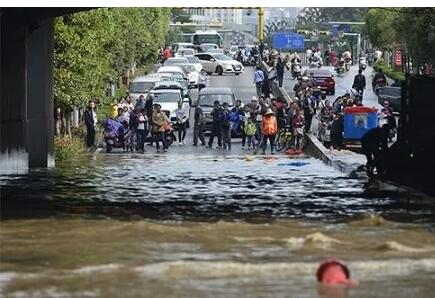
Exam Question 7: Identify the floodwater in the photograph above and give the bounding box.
[1,153,435,297]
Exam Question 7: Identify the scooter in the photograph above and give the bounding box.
[344,58,352,71]
[359,57,367,71]
[373,78,387,96]
[317,120,332,148]
[335,62,345,76]
[291,62,302,79]
[104,129,125,153]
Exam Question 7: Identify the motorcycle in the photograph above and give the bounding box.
[374,78,387,96]
[359,57,367,71]
[367,53,374,66]
[291,62,302,79]
[335,61,345,75]
[344,58,352,71]
[102,118,125,153]
[317,120,332,148]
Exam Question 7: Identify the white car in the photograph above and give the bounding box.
[128,74,173,105]
[157,66,187,79]
[184,56,203,72]
[175,48,196,57]
[195,53,244,76]
[164,57,189,66]
[179,64,199,88]
[148,88,190,127]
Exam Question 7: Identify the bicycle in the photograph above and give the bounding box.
[288,128,307,151]
[275,126,293,152]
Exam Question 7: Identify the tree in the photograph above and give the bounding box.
[393,8,435,66]
[364,8,397,50]
[365,8,435,68]
[53,8,171,111]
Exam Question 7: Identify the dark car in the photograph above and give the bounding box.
[378,86,401,113]
[196,88,235,132]
[303,69,336,95]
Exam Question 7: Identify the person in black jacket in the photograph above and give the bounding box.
[352,69,366,103]
[361,125,389,176]
[84,100,97,148]
[207,100,223,149]
[330,113,344,150]
[276,56,286,87]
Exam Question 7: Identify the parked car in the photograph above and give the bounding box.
[195,53,244,76]
[378,86,401,113]
[157,71,190,105]
[199,43,219,53]
[184,56,203,72]
[179,64,200,89]
[171,42,194,53]
[148,88,190,127]
[302,68,335,95]
[157,66,187,79]
[128,74,173,104]
[196,88,235,132]
[163,57,189,66]
[206,48,225,54]
[153,81,190,101]
[175,48,196,57]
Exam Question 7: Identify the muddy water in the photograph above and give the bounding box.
[1,154,435,297]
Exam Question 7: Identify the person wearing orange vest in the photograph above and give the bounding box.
[261,108,278,155]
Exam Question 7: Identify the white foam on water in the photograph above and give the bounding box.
[134,258,435,280]
[72,264,123,274]
[377,241,435,253]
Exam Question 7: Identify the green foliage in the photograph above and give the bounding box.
[54,135,86,161]
[373,60,405,81]
[364,8,397,50]
[365,8,435,67]
[54,8,171,111]
[319,8,368,23]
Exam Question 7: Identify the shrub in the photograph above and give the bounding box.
[373,60,405,81]
[54,136,85,162]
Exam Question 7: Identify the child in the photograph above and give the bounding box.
[244,117,257,150]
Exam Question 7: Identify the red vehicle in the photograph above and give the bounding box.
[303,69,336,95]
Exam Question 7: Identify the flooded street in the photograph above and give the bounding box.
[2,153,435,297]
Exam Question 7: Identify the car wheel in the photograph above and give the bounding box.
[235,73,240,76]
[216,66,223,76]
[330,89,335,95]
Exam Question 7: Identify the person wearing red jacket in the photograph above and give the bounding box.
[163,46,172,61]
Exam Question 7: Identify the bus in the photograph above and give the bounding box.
[192,31,223,48]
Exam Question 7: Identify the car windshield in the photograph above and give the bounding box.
[213,54,232,61]
[181,65,196,73]
[152,92,181,103]
[177,49,194,55]
[129,81,155,93]
[199,94,233,106]
[186,56,200,63]
[165,59,187,65]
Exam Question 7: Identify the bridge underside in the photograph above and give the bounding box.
[0,8,86,174]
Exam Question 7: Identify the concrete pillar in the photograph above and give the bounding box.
[26,19,55,168]
[0,15,29,173]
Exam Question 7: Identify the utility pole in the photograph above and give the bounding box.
[258,7,264,44]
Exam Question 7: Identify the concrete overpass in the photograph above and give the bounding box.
[0,8,86,174]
